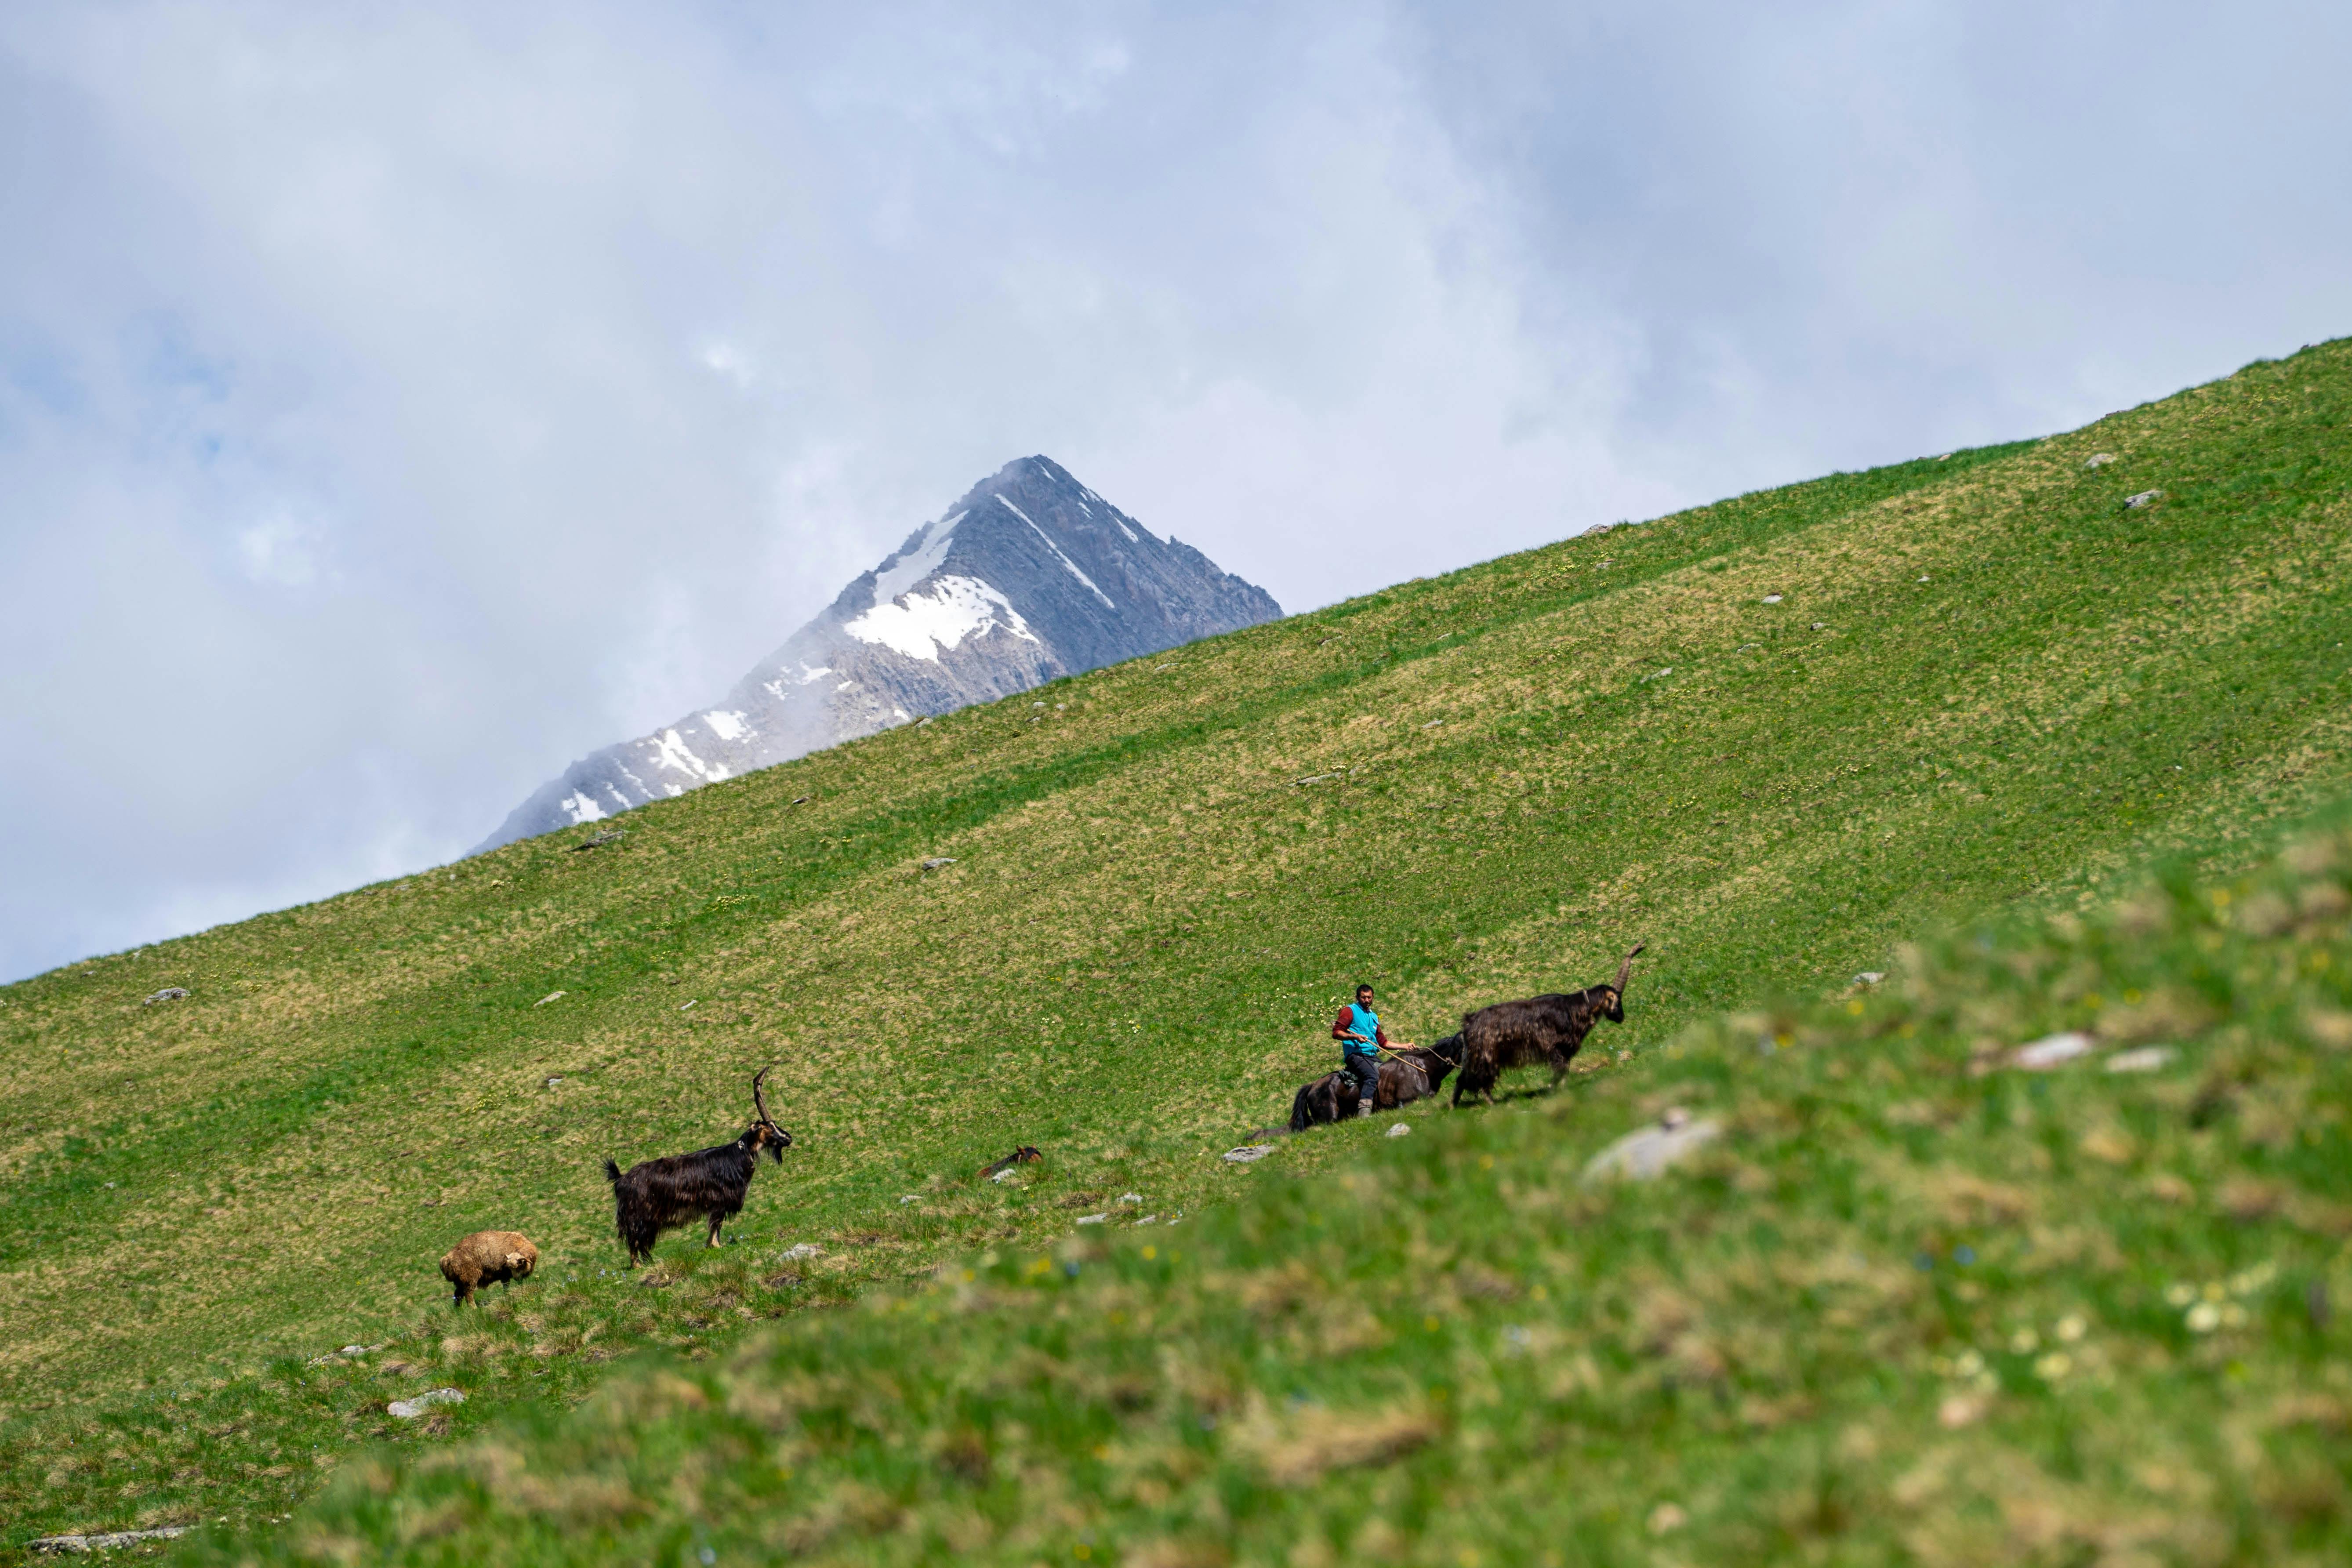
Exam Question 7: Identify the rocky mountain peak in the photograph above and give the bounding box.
[476,457,1280,851]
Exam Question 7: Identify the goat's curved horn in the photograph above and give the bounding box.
[751,1065,777,1127]
[1613,943,1645,993]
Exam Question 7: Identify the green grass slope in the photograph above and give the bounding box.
[187,806,2352,1567]
[2,339,2348,1545]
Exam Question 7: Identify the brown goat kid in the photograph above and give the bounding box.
[604,1068,792,1264]
[1451,944,1644,1107]
[439,1230,538,1306]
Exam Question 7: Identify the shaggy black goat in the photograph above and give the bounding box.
[1451,944,1643,1107]
[604,1067,792,1264]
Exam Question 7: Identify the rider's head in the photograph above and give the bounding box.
[1355,984,1374,1005]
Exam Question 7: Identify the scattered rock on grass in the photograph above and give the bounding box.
[29,1526,193,1554]
[142,987,190,1005]
[1852,971,1885,987]
[1387,1123,1412,1138]
[2084,452,2117,469]
[2124,490,2162,509]
[1583,1108,1721,1183]
[534,991,564,1007]
[2105,1045,2178,1074]
[920,857,956,871]
[779,1243,825,1261]
[2012,1031,2094,1070]
[388,1388,465,1420]
[1076,1213,1109,1226]
[1223,1145,1278,1164]
[1761,594,1783,604]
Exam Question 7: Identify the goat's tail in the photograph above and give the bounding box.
[603,1158,622,1185]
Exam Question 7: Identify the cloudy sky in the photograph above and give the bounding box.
[4,0,2348,983]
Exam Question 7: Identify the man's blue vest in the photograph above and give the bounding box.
[1344,1003,1381,1058]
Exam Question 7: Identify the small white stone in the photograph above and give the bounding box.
[388,1388,465,1419]
[779,1242,826,1261]
[2105,1045,2178,1074]
[534,991,565,1007]
[1584,1116,1721,1183]
[1762,594,1783,604]
[1386,1123,1412,1138]
[1222,1144,1278,1163]
[2012,1031,2094,1070]
[900,1194,922,1204]
[1118,1193,1143,1204]
[1076,1213,1109,1225]
[989,1168,1020,1183]
[30,1528,192,1552]
[2124,490,2162,509]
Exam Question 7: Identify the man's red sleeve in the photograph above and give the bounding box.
[1332,1009,1353,1039]
[1376,1025,1390,1047]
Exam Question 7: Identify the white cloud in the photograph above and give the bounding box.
[3,0,2349,981]
[235,511,330,588]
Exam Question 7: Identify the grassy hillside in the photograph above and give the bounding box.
[183,802,2352,1566]
[2,338,2348,1546]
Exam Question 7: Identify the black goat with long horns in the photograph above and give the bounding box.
[1451,944,1644,1107]
[604,1067,792,1264]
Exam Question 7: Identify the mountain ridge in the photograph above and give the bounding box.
[477,456,1280,850]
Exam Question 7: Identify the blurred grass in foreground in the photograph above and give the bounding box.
[187,810,2352,1565]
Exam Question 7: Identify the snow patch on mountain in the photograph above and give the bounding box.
[844,574,1037,661]
[870,512,964,607]
[649,729,727,784]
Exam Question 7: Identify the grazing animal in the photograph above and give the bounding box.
[1451,944,1644,1107]
[439,1230,538,1306]
[979,1146,1043,1179]
[1287,1056,1437,1132]
[604,1067,792,1264]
